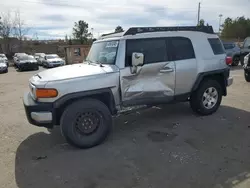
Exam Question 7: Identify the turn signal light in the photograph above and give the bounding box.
[36,88,58,98]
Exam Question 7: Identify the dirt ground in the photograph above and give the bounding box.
[0,66,250,188]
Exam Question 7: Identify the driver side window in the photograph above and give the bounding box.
[125,38,167,67]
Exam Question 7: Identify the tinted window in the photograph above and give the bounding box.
[169,37,195,61]
[243,38,250,48]
[126,38,167,66]
[223,43,235,49]
[208,38,225,55]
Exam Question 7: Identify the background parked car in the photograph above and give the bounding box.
[240,37,250,66]
[34,53,45,65]
[223,42,241,66]
[0,54,9,67]
[0,58,8,73]
[42,54,65,68]
[13,53,27,67]
[16,55,39,71]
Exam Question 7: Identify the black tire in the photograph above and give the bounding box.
[244,70,250,82]
[232,56,239,66]
[190,79,222,116]
[34,66,39,70]
[240,55,245,66]
[5,69,8,73]
[60,98,112,149]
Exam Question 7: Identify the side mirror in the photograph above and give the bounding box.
[132,52,144,67]
[248,45,250,49]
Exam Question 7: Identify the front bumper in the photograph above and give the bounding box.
[0,67,8,73]
[23,92,55,128]
[19,63,38,70]
[46,63,63,68]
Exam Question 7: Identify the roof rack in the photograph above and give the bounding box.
[124,26,214,36]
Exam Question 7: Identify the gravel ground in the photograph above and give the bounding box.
[1,66,250,188]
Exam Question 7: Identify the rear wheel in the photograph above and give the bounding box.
[244,70,250,82]
[60,99,112,149]
[190,79,222,116]
[232,56,239,66]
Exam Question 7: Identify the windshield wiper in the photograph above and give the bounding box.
[86,59,103,67]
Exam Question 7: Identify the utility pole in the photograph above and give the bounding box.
[219,14,223,34]
[197,2,201,25]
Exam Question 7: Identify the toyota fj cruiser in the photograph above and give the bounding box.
[23,26,233,148]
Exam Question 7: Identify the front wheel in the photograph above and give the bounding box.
[244,70,250,82]
[60,98,112,149]
[190,80,222,116]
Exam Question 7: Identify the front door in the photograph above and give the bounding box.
[120,37,176,106]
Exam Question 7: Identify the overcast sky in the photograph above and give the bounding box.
[0,0,248,39]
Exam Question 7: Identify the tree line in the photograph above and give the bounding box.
[0,10,29,54]
[70,20,124,44]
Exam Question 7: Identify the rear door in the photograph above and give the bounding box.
[168,37,197,95]
[120,37,176,106]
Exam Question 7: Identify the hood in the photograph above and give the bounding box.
[47,58,63,62]
[36,63,118,82]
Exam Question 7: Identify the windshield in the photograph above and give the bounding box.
[46,55,59,59]
[19,55,35,60]
[0,54,6,58]
[86,40,119,65]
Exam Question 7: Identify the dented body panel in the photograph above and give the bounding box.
[120,61,175,106]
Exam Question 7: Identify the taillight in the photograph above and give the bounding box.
[226,56,232,65]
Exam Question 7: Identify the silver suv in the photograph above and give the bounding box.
[23,26,233,148]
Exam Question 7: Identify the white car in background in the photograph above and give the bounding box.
[42,54,65,68]
[0,58,8,73]
[0,54,8,67]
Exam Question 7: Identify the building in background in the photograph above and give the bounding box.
[61,45,91,65]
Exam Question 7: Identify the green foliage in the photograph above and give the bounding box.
[115,26,124,33]
[198,19,205,26]
[221,16,250,39]
[72,20,91,44]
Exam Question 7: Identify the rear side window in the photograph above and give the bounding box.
[168,37,195,61]
[208,38,225,55]
[126,38,167,66]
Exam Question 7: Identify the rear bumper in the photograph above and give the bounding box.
[23,92,55,128]
[227,77,233,87]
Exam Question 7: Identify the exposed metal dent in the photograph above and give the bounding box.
[120,62,175,105]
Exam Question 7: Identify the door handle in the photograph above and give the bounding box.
[160,67,173,73]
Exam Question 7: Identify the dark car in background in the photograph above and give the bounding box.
[223,42,241,66]
[0,58,8,73]
[240,37,250,66]
[16,55,39,71]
